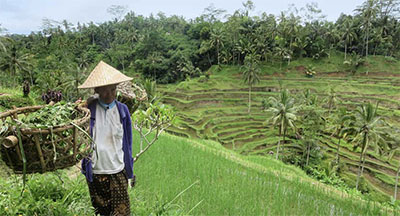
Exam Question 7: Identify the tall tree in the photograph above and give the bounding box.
[266,89,298,160]
[0,41,32,84]
[330,108,355,165]
[353,102,384,190]
[386,127,400,201]
[242,52,260,113]
[0,24,9,52]
[300,104,325,167]
[340,19,357,60]
[201,4,226,23]
[327,87,339,114]
[356,0,379,57]
[209,27,225,65]
[107,5,128,21]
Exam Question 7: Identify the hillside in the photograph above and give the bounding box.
[1,54,400,214]
[0,131,390,215]
[160,54,400,202]
[2,0,400,213]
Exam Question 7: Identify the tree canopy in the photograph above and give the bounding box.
[0,0,400,97]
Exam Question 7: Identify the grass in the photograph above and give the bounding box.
[0,131,392,215]
[0,87,39,112]
[2,53,400,214]
[156,54,400,202]
[132,132,389,215]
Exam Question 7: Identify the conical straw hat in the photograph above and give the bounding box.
[78,61,133,89]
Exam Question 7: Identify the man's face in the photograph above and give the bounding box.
[96,84,117,104]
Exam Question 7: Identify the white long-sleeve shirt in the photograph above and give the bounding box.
[92,103,125,174]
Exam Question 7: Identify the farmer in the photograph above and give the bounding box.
[78,61,134,215]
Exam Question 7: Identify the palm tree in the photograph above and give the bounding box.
[301,106,325,167]
[393,151,400,201]
[383,126,400,201]
[341,19,357,60]
[274,46,292,69]
[147,52,164,80]
[302,89,319,106]
[0,24,9,52]
[356,0,379,57]
[330,107,354,165]
[327,87,339,114]
[324,23,340,58]
[380,124,400,201]
[266,89,298,160]
[0,35,10,53]
[353,102,384,190]
[242,52,260,113]
[0,41,32,84]
[209,27,225,65]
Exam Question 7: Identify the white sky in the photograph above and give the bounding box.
[0,0,365,34]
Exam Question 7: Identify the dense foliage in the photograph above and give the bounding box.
[1,0,400,212]
[0,0,400,97]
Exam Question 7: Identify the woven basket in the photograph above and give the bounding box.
[0,105,91,174]
[117,81,148,113]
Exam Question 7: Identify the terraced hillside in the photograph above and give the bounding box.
[160,64,400,201]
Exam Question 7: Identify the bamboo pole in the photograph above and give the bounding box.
[33,134,46,172]
[73,126,78,159]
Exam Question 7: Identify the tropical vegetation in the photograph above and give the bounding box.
[2,0,400,214]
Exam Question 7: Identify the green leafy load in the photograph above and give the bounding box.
[16,102,79,129]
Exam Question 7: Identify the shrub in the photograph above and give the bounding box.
[0,94,36,111]
[0,173,94,216]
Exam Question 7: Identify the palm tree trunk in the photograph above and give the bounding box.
[282,126,287,155]
[248,85,251,113]
[306,142,310,167]
[356,152,364,190]
[335,137,341,164]
[361,154,366,176]
[356,133,368,190]
[276,125,282,160]
[217,42,220,65]
[344,43,347,60]
[276,138,280,160]
[366,26,369,58]
[207,53,212,67]
[394,163,400,200]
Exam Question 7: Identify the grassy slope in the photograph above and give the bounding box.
[131,132,387,215]
[1,54,400,214]
[159,54,400,203]
[0,87,38,112]
[0,131,391,215]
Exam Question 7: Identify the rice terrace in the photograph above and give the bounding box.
[2,0,400,215]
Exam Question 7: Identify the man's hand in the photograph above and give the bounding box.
[129,175,136,188]
[74,97,88,107]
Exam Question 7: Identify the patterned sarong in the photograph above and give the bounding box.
[87,170,130,216]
